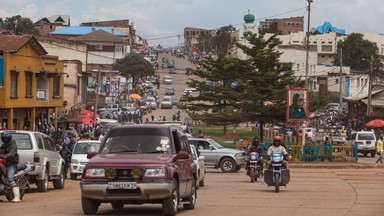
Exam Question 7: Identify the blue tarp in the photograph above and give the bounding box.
[315,21,346,35]
[50,26,127,36]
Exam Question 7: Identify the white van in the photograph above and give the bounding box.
[70,140,101,180]
[347,131,377,157]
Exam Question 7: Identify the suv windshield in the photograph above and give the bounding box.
[208,139,223,149]
[101,128,174,154]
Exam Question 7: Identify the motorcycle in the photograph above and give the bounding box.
[0,161,33,201]
[264,153,290,193]
[247,152,262,183]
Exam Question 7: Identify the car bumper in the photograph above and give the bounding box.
[235,156,247,166]
[80,181,173,201]
[71,164,86,174]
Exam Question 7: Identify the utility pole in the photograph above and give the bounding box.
[94,65,102,123]
[339,48,343,109]
[304,0,313,89]
[367,55,374,116]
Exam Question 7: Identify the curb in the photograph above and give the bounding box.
[289,162,383,169]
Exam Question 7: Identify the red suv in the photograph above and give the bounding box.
[80,124,197,216]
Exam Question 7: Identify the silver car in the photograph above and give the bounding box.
[190,144,206,189]
[161,96,173,109]
[187,138,247,173]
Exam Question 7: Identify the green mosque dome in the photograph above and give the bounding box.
[244,10,255,23]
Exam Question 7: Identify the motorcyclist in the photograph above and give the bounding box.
[0,130,21,202]
[245,138,264,175]
[266,135,289,170]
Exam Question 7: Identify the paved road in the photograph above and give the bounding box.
[1,167,383,216]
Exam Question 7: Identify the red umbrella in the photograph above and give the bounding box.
[365,119,384,128]
[81,116,94,125]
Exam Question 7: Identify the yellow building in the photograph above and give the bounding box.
[0,35,64,131]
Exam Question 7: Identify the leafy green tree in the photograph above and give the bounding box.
[0,18,4,28]
[236,32,301,142]
[180,54,252,134]
[4,15,39,35]
[196,25,236,55]
[113,55,155,84]
[334,33,382,75]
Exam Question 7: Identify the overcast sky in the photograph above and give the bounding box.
[1,0,383,47]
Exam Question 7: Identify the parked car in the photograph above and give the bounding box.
[161,96,173,109]
[187,137,247,173]
[165,87,175,95]
[1,130,66,192]
[80,124,197,215]
[171,96,179,105]
[163,75,173,84]
[347,131,377,157]
[190,144,206,189]
[70,140,101,180]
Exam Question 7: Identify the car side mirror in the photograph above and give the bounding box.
[209,145,213,151]
[87,151,97,159]
[175,151,189,160]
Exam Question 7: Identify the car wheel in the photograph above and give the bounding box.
[371,151,376,158]
[220,158,236,173]
[162,179,179,216]
[183,177,196,210]
[36,167,49,192]
[111,201,124,209]
[82,197,100,215]
[53,165,65,189]
[70,173,77,180]
[363,153,368,157]
[199,179,205,187]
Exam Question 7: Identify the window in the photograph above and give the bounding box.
[25,72,33,97]
[321,45,332,52]
[35,133,44,149]
[95,44,103,50]
[53,75,60,97]
[43,136,54,151]
[115,45,123,52]
[309,45,317,51]
[336,79,339,84]
[10,71,18,98]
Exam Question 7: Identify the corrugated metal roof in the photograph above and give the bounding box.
[49,26,127,36]
[315,21,346,35]
[0,35,47,55]
[344,89,384,101]
[70,29,126,43]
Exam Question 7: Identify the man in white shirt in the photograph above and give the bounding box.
[266,136,289,170]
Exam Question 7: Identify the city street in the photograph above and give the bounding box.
[1,167,383,216]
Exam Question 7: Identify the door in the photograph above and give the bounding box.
[196,140,217,167]
[43,135,60,176]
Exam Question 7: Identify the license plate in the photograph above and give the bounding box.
[272,164,282,166]
[108,182,137,189]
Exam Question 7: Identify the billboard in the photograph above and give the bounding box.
[286,88,309,122]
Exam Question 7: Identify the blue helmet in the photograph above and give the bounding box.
[1,130,12,143]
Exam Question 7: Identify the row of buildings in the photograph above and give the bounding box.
[0,17,149,131]
[184,11,384,117]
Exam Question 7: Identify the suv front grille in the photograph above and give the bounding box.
[107,188,141,196]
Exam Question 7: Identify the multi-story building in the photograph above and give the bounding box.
[259,16,304,35]
[184,27,211,52]
[0,35,64,130]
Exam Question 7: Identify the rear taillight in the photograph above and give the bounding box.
[33,152,40,163]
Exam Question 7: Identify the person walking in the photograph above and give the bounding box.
[375,136,383,164]
[59,143,72,179]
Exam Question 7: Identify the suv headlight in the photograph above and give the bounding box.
[144,168,166,177]
[235,152,244,157]
[71,159,79,164]
[85,168,105,177]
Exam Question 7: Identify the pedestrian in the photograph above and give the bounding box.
[162,116,166,121]
[59,143,72,179]
[375,136,383,164]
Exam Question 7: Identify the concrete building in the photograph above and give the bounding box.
[259,16,304,35]
[0,35,64,130]
[184,27,211,52]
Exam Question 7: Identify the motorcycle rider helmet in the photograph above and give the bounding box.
[273,135,282,146]
[252,137,260,147]
[1,130,12,144]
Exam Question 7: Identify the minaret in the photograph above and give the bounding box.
[243,9,255,37]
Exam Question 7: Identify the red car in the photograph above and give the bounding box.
[80,124,197,216]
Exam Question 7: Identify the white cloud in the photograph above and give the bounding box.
[17,4,39,21]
